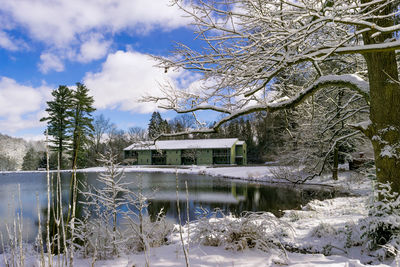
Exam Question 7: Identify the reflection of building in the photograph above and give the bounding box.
[124,138,247,165]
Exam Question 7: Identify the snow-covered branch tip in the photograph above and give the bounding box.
[349,119,373,138]
[153,74,369,140]
[268,74,370,111]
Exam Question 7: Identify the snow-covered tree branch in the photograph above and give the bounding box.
[145,0,400,191]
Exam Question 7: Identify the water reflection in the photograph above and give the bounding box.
[0,171,337,245]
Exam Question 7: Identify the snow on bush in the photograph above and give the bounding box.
[191,208,292,255]
[75,151,131,259]
[311,222,337,238]
[361,182,400,259]
[76,151,173,261]
[123,209,173,252]
[270,166,307,183]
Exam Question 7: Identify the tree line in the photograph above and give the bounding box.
[23,81,369,175]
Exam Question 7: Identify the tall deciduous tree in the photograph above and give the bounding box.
[70,83,96,169]
[40,85,73,169]
[147,0,400,192]
[128,126,147,142]
[92,115,112,154]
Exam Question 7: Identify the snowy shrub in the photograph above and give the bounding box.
[284,210,301,222]
[76,152,130,259]
[361,182,400,259]
[123,209,173,252]
[302,199,326,211]
[311,223,337,238]
[191,209,292,254]
[77,151,174,261]
[270,166,306,183]
[341,222,362,248]
[283,210,316,221]
[75,216,126,260]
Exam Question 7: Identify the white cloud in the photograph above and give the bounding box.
[0,0,189,70]
[0,77,42,116]
[0,31,18,51]
[84,50,193,114]
[0,115,45,134]
[0,0,188,47]
[0,77,51,133]
[39,53,65,73]
[76,34,111,63]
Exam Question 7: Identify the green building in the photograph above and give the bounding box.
[124,138,247,166]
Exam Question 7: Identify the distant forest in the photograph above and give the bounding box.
[0,93,371,175]
[13,105,370,174]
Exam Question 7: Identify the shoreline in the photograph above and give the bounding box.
[0,166,382,266]
[0,165,369,196]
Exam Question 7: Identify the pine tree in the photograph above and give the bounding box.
[70,83,96,169]
[148,112,164,139]
[22,147,40,170]
[40,85,73,169]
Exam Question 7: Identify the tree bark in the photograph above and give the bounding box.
[362,1,400,192]
[332,145,339,181]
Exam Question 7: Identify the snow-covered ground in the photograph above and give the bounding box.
[5,196,391,267]
[77,166,386,266]
[0,165,386,266]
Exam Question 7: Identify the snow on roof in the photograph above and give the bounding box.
[124,138,241,151]
[236,141,245,145]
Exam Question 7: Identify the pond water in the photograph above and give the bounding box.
[0,171,338,244]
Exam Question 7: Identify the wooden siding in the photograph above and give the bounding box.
[166,150,181,165]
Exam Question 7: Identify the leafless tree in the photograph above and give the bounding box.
[146,0,400,191]
[127,126,147,142]
[92,115,113,153]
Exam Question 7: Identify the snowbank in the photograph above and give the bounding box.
[22,196,386,267]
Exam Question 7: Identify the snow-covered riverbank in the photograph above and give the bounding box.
[81,165,372,196]
[10,196,390,267]
[0,166,384,266]
[76,166,385,266]
[1,164,370,195]
[85,196,393,267]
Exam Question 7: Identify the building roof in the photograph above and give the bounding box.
[124,138,240,151]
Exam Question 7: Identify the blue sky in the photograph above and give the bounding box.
[0,0,215,140]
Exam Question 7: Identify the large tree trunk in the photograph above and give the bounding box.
[362,2,400,192]
[364,50,400,192]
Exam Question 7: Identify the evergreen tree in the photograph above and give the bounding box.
[70,83,96,169]
[40,85,73,169]
[22,147,40,170]
[161,119,171,135]
[148,112,167,139]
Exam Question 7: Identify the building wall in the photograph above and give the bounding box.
[230,145,236,164]
[234,143,247,165]
[197,149,213,165]
[166,150,181,165]
[127,141,247,166]
[138,150,151,165]
[212,148,231,164]
[242,143,247,165]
